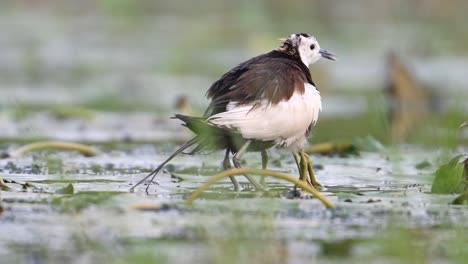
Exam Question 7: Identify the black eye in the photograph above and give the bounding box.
[310,44,315,50]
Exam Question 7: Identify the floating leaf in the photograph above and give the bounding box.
[451,191,468,205]
[320,239,355,257]
[305,142,357,156]
[51,192,120,213]
[129,203,171,211]
[47,156,64,174]
[336,192,361,202]
[452,158,468,204]
[431,155,464,194]
[415,161,431,170]
[352,136,386,152]
[55,183,74,195]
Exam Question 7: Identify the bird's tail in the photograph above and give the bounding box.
[129,137,198,193]
[173,114,212,134]
[173,114,228,153]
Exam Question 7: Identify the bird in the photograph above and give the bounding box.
[131,33,336,193]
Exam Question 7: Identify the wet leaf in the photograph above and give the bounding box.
[47,156,63,174]
[51,192,121,213]
[50,106,95,121]
[451,191,468,205]
[365,198,382,203]
[305,142,357,156]
[128,203,171,211]
[55,183,74,195]
[353,136,386,152]
[336,192,362,202]
[431,155,465,194]
[415,161,431,170]
[320,239,356,257]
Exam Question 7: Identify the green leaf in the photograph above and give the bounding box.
[415,161,431,170]
[451,191,468,205]
[51,192,120,213]
[352,136,386,152]
[55,183,74,195]
[431,155,465,194]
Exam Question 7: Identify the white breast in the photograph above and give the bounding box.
[208,83,321,151]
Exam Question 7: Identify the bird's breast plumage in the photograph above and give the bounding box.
[208,83,321,151]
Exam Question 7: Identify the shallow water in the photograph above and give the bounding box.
[1,4,468,263]
[1,144,467,263]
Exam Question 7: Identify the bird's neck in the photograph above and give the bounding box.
[269,50,315,86]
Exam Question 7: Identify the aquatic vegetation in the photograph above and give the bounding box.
[431,155,466,194]
[1,141,100,159]
[1,2,468,263]
[186,168,334,208]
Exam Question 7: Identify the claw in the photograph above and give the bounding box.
[294,151,323,190]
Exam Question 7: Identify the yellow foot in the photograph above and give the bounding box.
[299,151,323,190]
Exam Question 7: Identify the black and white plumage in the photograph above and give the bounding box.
[132,33,336,193]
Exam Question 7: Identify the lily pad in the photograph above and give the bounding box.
[51,191,121,213]
[353,136,386,152]
[451,191,468,205]
[55,183,74,195]
[431,155,465,194]
[415,161,431,169]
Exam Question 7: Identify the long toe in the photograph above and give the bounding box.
[311,180,323,190]
[229,176,241,191]
[244,175,265,191]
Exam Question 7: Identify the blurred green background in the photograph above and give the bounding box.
[1,2,468,264]
[0,0,467,147]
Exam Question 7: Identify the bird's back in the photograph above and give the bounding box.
[204,50,315,118]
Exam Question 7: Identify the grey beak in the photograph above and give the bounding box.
[319,49,337,61]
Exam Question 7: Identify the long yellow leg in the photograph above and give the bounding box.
[300,151,322,189]
[293,152,308,183]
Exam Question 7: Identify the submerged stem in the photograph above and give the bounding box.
[0,176,10,190]
[5,141,99,159]
[186,168,335,208]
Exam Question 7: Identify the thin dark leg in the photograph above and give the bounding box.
[130,137,198,194]
[260,150,269,186]
[223,148,240,191]
[261,150,269,169]
[291,152,302,196]
[232,140,264,190]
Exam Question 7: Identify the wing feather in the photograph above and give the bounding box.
[204,50,314,117]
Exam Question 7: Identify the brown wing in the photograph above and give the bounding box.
[204,50,313,117]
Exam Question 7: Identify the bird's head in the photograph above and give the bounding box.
[277,33,337,67]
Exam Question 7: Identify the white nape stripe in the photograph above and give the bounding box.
[208,83,321,149]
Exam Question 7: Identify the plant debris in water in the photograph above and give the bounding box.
[51,191,121,213]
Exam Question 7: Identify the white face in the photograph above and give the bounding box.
[291,34,322,67]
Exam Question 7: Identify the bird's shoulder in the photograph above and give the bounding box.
[206,50,314,102]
